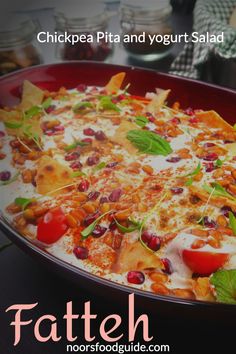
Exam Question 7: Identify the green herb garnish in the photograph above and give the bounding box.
[41,97,52,110]
[127,130,172,156]
[202,182,236,201]
[135,116,149,128]
[70,171,86,178]
[114,218,142,233]
[15,197,33,210]
[215,159,223,168]
[99,96,120,112]
[4,121,23,129]
[81,211,111,239]
[73,102,93,113]
[184,162,201,177]
[0,172,20,186]
[229,212,236,235]
[210,270,236,304]
[185,178,193,186]
[64,140,89,151]
[25,106,42,120]
[92,162,106,173]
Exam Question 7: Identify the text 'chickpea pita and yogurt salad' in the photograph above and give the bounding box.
[1,73,236,304]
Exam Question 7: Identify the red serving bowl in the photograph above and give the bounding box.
[0,62,236,320]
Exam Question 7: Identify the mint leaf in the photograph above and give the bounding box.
[135,116,148,128]
[215,159,223,167]
[92,162,106,173]
[4,121,23,129]
[73,102,93,113]
[99,96,120,112]
[42,97,52,109]
[114,218,142,233]
[210,270,236,304]
[229,212,236,235]
[25,106,42,119]
[202,183,236,201]
[81,211,111,239]
[15,197,32,210]
[184,162,201,177]
[127,130,172,156]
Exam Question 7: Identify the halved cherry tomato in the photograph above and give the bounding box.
[37,207,68,244]
[182,249,229,276]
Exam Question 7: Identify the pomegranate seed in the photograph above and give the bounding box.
[184,107,195,116]
[65,152,80,161]
[73,246,88,260]
[166,157,181,163]
[203,153,218,161]
[152,184,162,192]
[45,105,56,114]
[87,155,99,166]
[141,232,161,251]
[203,216,217,229]
[84,212,100,226]
[92,225,107,237]
[204,162,215,173]
[45,130,54,136]
[54,125,64,131]
[106,162,118,168]
[221,206,236,218]
[148,236,162,252]
[83,128,95,136]
[162,258,173,274]
[224,140,234,144]
[189,117,199,124]
[82,138,93,144]
[87,191,100,201]
[78,180,89,192]
[109,188,122,202]
[171,117,180,125]
[170,187,184,194]
[0,131,5,138]
[70,161,82,170]
[127,271,145,285]
[95,130,106,141]
[203,142,215,148]
[76,84,87,92]
[0,170,11,181]
[100,196,108,204]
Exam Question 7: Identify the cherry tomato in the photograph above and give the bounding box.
[37,207,68,244]
[182,249,229,276]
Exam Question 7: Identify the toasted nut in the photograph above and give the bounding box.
[149,272,168,283]
[193,171,203,182]
[66,214,78,228]
[191,229,208,237]
[6,203,22,214]
[171,288,195,299]
[213,169,224,178]
[115,209,130,221]
[132,194,140,203]
[207,237,221,248]
[231,170,236,180]
[208,230,223,241]
[70,209,86,222]
[32,206,49,217]
[83,203,96,214]
[14,215,27,228]
[142,165,154,175]
[191,239,206,249]
[23,209,35,221]
[228,184,236,196]
[217,226,233,236]
[46,120,60,129]
[216,215,228,227]
[100,203,110,213]
[21,169,33,183]
[151,283,170,295]
[74,193,87,202]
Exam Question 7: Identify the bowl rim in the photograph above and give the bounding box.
[0,61,236,309]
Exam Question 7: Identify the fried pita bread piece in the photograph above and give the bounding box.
[105,72,126,95]
[110,120,138,154]
[195,111,234,132]
[146,89,171,115]
[20,80,44,111]
[114,241,163,273]
[35,156,73,196]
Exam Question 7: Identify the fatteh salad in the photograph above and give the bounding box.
[1,73,236,304]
